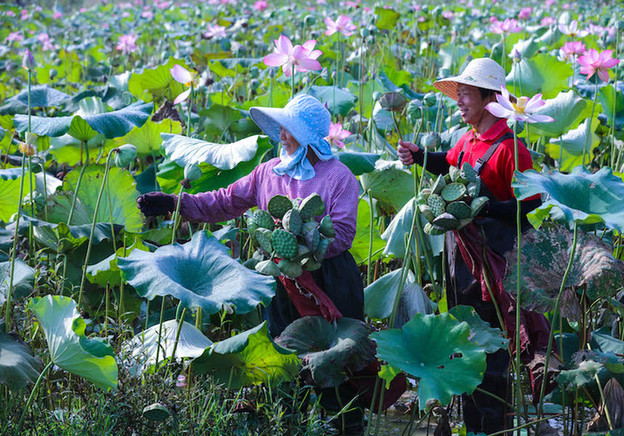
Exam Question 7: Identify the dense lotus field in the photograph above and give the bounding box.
[1,0,624,434]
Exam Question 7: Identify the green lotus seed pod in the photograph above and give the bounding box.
[432,212,459,230]
[267,194,293,219]
[418,204,435,223]
[457,218,473,230]
[303,257,322,271]
[143,403,169,422]
[219,38,231,51]
[446,201,472,219]
[299,193,325,220]
[304,14,316,26]
[255,259,281,277]
[372,91,382,101]
[431,174,447,195]
[254,228,273,253]
[319,215,335,238]
[249,66,259,78]
[301,221,318,237]
[427,194,446,217]
[249,78,260,91]
[282,208,303,235]
[183,163,202,182]
[420,132,440,151]
[360,28,370,38]
[304,226,321,251]
[449,166,460,182]
[278,258,303,278]
[242,249,265,269]
[313,238,330,262]
[470,196,489,217]
[271,228,298,259]
[466,179,481,198]
[49,68,58,79]
[113,144,137,168]
[460,162,477,183]
[423,222,446,236]
[254,209,275,230]
[441,183,467,202]
[422,92,437,107]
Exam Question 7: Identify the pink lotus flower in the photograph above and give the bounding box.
[203,24,226,39]
[170,65,194,104]
[5,32,23,43]
[558,20,588,38]
[578,49,620,82]
[486,86,555,124]
[38,33,56,51]
[545,0,555,5]
[324,15,357,37]
[6,10,16,17]
[176,374,187,387]
[442,11,454,20]
[325,122,351,149]
[253,0,268,11]
[79,7,87,13]
[345,0,360,7]
[518,7,532,20]
[53,11,62,19]
[541,16,556,27]
[22,49,35,71]
[559,41,586,62]
[116,34,137,54]
[490,18,522,35]
[263,35,322,77]
[141,10,153,19]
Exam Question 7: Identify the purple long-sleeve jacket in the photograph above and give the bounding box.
[179,157,359,259]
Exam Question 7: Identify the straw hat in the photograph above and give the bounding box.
[433,58,506,101]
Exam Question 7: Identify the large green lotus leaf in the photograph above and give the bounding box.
[123,319,212,372]
[449,305,509,354]
[193,321,300,389]
[0,259,35,306]
[115,119,182,156]
[275,316,376,388]
[157,135,272,194]
[557,360,602,389]
[545,118,600,172]
[364,269,435,322]
[28,295,118,390]
[513,166,624,232]
[117,231,275,314]
[505,55,573,99]
[349,198,386,264]
[48,134,116,166]
[14,102,153,140]
[374,6,400,31]
[0,85,71,115]
[87,238,149,288]
[46,169,142,232]
[127,58,190,103]
[32,220,116,253]
[527,91,589,139]
[197,104,243,139]
[371,313,487,410]
[381,198,444,259]
[336,151,381,176]
[591,328,624,356]
[0,168,36,223]
[598,84,624,131]
[0,331,43,391]
[360,160,415,212]
[504,225,624,312]
[308,86,358,117]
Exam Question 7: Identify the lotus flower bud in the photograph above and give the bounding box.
[422,92,437,107]
[304,15,316,26]
[184,163,202,182]
[22,49,36,71]
[249,66,259,78]
[114,144,137,168]
[360,28,370,38]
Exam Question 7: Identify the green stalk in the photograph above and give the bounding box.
[291,64,295,99]
[366,191,374,286]
[582,80,598,167]
[537,221,579,417]
[67,143,89,225]
[16,361,53,434]
[171,185,185,244]
[77,151,115,307]
[186,84,194,137]
[118,234,127,326]
[171,307,188,362]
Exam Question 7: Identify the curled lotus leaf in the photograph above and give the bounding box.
[360,160,415,213]
[513,166,624,232]
[0,259,35,306]
[193,321,300,389]
[118,231,275,315]
[449,305,509,354]
[545,118,600,172]
[275,316,377,388]
[0,331,43,391]
[504,225,624,313]
[371,312,486,410]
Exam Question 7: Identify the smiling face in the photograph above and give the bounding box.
[456,84,493,126]
[279,126,300,155]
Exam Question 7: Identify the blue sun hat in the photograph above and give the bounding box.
[249,94,334,181]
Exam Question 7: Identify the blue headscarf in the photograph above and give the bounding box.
[249,94,335,181]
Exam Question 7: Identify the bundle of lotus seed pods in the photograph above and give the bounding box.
[417,162,490,235]
[243,193,335,278]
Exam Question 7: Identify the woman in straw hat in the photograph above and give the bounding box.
[138,94,368,434]
[398,58,546,434]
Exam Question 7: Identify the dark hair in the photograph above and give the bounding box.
[478,87,497,100]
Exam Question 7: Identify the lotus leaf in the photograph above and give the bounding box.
[0,168,36,223]
[123,319,212,372]
[157,135,272,194]
[115,119,182,156]
[504,225,624,312]
[197,104,244,139]
[557,360,602,389]
[546,118,600,172]
[336,151,381,176]
[348,198,385,264]
[193,321,300,389]
[360,160,415,212]
[87,238,150,288]
[371,313,486,409]
[528,91,589,140]
[364,269,435,323]
[32,221,117,253]
[275,316,376,388]
[28,295,118,390]
[127,58,191,102]
[513,166,624,232]
[449,306,509,354]
[598,84,624,131]
[117,231,275,315]
[14,102,153,140]
[374,6,400,31]
[0,85,71,115]
[0,259,35,306]
[0,331,43,391]
[46,166,143,232]
[307,86,357,117]
[505,54,572,99]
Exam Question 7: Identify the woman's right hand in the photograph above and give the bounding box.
[397,140,420,166]
[137,192,176,216]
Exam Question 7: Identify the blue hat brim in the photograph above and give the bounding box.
[249,106,308,147]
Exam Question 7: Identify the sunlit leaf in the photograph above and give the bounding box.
[545,118,600,172]
[360,160,415,212]
[349,198,386,264]
[506,55,573,99]
[127,58,190,103]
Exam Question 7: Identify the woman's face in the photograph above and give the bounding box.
[280,126,300,155]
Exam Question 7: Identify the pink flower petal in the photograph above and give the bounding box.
[173,88,191,105]
[297,58,322,71]
[170,65,192,84]
[485,102,512,118]
[264,52,288,66]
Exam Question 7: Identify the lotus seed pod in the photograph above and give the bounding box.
[295,244,312,260]
[303,257,322,271]
[441,183,467,202]
[255,259,281,277]
[249,66,259,78]
[432,212,459,230]
[282,208,303,235]
[114,144,137,168]
[219,38,231,51]
[299,193,325,220]
[466,179,481,197]
[143,403,169,422]
[427,194,446,217]
[319,215,335,238]
[254,228,273,254]
[470,196,489,217]
[360,27,370,38]
[254,209,275,230]
[49,68,58,79]
[278,259,303,278]
[446,201,472,219]
[457,218,473,230]
[372,91,382,101]
[304,14,316,26]
[422,92,437,107]
[249,78,260,91]
[267,194,293,219]
[431,174,447,195]
[313,238,330,262]
[460,162,477,183]
[271,228,298,259]
[449,166,460,182]
[305,226,321,251]
[420,132,440,151]
[418,204,435,223]
[301,221,318,237]
[423,222,446,236]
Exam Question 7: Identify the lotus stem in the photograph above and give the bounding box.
[610,28,620,169]
[155,296,166,366]
[106,168,117,253]
[364,377,380,436]
[77,151,115,307]
[186,84,194,137]
[118,234,127,327]
[171,185,185,244]
[513,125,524,435]
[537,221,579,417]
[67,143,89,225]
[16,361,53,434]
[171,307,187,362]
[291,65,295,100]
[593,372,614,430]
[582,81,598,168]
[366,191,374,286]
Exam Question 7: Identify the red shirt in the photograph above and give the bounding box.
[446,119,534,201]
